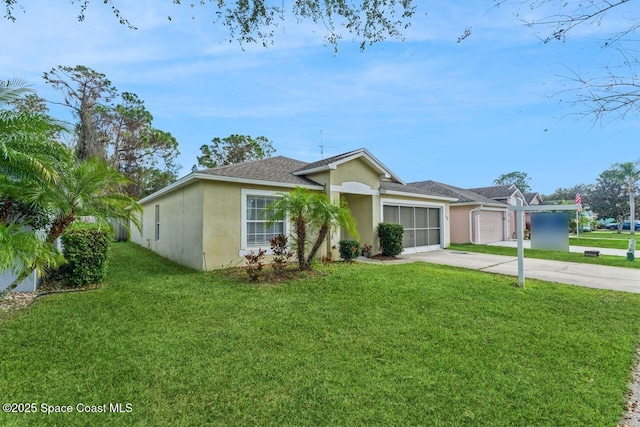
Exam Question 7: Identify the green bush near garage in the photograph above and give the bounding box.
[377,222,403,257]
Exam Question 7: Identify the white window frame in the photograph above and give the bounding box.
[239,189,289,256]
[380,198,445,253]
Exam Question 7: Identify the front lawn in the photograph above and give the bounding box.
[571,232,636,250]
[1,243,640,426]
[585,231,638,240]
[449,243,640,269]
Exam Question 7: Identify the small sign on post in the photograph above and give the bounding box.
[509,201,580,289]
[628,239,636,262]
[531,213,570,252]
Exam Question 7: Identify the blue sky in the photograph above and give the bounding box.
[3,1,639,195]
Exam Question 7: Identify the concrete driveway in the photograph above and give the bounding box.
[400,250,640,293]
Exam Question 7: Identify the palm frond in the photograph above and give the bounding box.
[0,78,32,106]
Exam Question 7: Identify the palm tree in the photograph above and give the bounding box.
[1,79,69,292]
[617,161,640,235]
[305,196,358,266]
[0,154,141,293]
[0,79,65,182]
[268,187,358,271]
[0,223,65,294]
[1,79,140,292]
[17,154,142,243]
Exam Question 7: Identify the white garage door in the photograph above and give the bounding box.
[383,204,442,251]
[478,211,505,243]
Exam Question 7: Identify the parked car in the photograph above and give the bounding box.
[605,220,640,231]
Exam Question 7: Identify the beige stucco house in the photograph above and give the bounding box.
[131,149,456,270]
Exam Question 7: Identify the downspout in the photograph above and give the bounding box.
[469,204,482,244]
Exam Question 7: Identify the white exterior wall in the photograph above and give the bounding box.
[0,270,39,293]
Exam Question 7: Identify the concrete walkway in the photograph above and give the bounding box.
[360,250,640,293]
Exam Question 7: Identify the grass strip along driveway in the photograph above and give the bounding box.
[571,231,637,250]
[449,243,640,270]
[1,242,640,425]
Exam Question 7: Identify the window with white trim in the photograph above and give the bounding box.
[245,194,284,247]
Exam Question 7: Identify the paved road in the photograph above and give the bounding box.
[359,249,640,293]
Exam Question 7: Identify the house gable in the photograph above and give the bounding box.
[468,184,526,204]
[293,148,405,185]
[331,157,382,189]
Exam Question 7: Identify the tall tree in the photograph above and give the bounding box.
[197,134,275,169]
[493,171,531,193]
[3,1,416,50]
[588,161,640,233]
[94,92,180,198]
[44,68,180,198]
[43,65,117,160]
[545,184,593,202]
[10,92,63,141]
[493,1,640,120]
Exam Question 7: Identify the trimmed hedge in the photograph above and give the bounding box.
[338,239,361,262]
[58,224,112,287]
[377,223,403,257]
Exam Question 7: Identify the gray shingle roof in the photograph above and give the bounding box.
[409,180,505,205]
[293,148,365,173]
[524,192,542,204]
[379,181,457,200]
[198,156,320,187]
[467,185,517,200]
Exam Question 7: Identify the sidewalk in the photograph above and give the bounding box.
[397,250,640,293]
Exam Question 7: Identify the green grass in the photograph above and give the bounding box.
[582,231,636,240]
[571,231,637,250]
[570,237,631,249]
[1,242,640,426]
[450,243,640,269]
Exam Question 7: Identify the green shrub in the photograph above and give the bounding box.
[270,234,292,276]
[377,223,403,257]
[58,224,112,287]
[244,249,266,282]
[338,239,360,261]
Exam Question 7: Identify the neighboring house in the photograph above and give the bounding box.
[410,181,515,244]
[467,185,527,241]
[130,148,457,270]
[523,192,544,230]
[524,192,543,206]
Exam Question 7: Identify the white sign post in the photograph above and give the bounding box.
[510,201,579,288]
